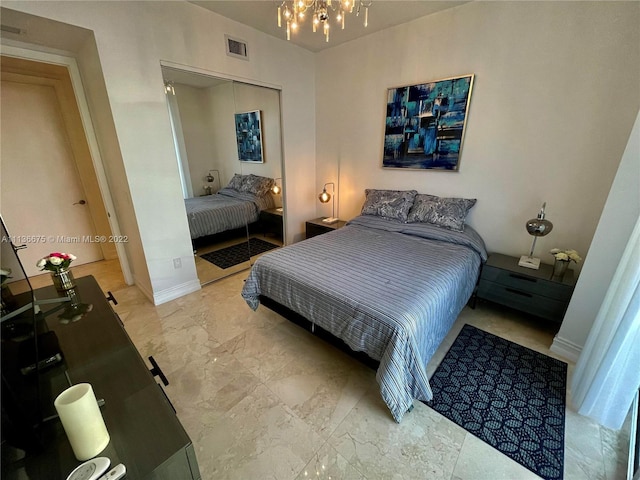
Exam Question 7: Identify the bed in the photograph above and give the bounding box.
[185,174,275,240]
[241,189,487,423]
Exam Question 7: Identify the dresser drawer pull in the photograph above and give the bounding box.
[509,273,537,283]
[149,356,169,386]
[106,291,118,305]
[505,288,533,298]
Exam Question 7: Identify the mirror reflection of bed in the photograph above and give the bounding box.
[161,67,284,285]
[189,174,283,285]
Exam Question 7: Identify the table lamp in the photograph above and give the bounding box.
[271,177,282,195]
[318,182,338,224]
[518,202,553,269]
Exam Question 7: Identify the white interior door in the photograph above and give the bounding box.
[1,78,103,277]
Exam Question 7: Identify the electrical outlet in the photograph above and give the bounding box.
[173,258,182,269]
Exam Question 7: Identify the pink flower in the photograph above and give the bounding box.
[36,252,77,272]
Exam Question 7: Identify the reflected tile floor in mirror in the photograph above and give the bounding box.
[194,232,283,286]
[73,260,631,480]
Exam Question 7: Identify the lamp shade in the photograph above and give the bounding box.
[271,177,282,195]
[318,182,338,224]
[526,204,553,237]
[318,189,331,203]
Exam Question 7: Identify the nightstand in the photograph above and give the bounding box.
[476,253,576,323]
[305,217,347,239]
[259,208,283,241]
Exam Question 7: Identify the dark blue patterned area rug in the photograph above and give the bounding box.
[425,324,567,480]
[200,238,279,269]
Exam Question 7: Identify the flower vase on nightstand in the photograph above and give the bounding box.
[552,260,569,281]
[549,248,582,282]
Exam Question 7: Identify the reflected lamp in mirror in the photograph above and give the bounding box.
[271,177,282,195]
[518,202,553,270]
[164,80,175,96]
[318,182,338,224]
[204,169,220,195]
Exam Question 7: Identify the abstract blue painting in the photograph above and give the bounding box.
[383,74,474,171]
[235,110,264,163]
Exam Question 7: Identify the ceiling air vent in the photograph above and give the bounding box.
[225,35,249,61]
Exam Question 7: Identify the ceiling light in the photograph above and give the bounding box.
[277,0,371,43]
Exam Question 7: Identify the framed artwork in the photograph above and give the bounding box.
[382,74,474,171]
[235,110,264,163]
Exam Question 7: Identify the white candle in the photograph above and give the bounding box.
[54,383,110,461]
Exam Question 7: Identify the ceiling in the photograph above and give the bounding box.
[189,1,468,53]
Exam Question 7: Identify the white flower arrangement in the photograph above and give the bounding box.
[36,252,77,273]
[550,248,582,263]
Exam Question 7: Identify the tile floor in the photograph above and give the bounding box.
[78,260,631,480]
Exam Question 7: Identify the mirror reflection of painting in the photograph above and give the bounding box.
[235,110,264,163]
[383,74,474,171]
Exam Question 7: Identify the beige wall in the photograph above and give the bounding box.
[4,0,638,339]
[207,82,239,186]
[552,110,640,360]
[232,82,283,195]
[3,1,316,303]
[315,1,640,274]
[173,83,216,197]
[175,80,284,208]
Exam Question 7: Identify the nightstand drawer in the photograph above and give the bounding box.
[480,264,573,302]
[306,222,331,239]
[305,218,347,239]
[259,209,283,241]
[477,280,569,322]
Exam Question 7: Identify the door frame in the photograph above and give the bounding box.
[1,44,133,285]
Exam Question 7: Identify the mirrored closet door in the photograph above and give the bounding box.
[161,66,284,286]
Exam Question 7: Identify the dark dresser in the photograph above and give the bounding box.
[1,276,200,479]
[476,253,576,323]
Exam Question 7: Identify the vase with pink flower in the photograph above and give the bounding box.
[37,252,77,294]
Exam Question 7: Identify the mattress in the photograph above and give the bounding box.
[241,214,487,422]
[185,188,274,240]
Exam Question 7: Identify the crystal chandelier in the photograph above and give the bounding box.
[277,0,371,43]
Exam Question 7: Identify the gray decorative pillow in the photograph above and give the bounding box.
[240,174,274,197]
[361,189,418,222]
[226,173,244,191]
[407,194,476,232]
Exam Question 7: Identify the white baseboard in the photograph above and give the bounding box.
[152,279,201,306]
[550,335,583,363]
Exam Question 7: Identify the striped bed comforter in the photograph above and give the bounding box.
[185,188,274,240]
[241,214,487,423]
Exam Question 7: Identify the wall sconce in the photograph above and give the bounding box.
[518,202,554,269]
[164,80,175,96]
[271,177,282,195]
[318,182,338,224]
